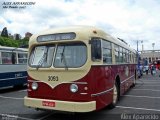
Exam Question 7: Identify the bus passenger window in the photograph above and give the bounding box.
[91,38,102,61]
[132,54,135,63]
[1,52,13,64]
[119,47,123,63]
[18,53,28,64]
[102,40,112,64]
[114,44,119,63]
[129,52,132,63]
[123,48,127,63]
[134,53,137,63]
[126,50,129,63]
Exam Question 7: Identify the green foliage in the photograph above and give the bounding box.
[0,36,29,48]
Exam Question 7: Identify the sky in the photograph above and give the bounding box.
[0,0,160,51]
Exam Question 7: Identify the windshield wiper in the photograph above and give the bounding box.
[61,46,68,70]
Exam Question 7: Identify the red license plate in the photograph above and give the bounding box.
[42,101,55,107]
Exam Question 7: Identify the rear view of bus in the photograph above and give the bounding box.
[24,26,136,112]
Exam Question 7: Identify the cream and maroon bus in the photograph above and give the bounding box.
[24,26,137,112]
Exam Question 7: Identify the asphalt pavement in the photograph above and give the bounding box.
[0,70,160,120]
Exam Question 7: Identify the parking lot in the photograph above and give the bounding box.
[0,71,160,120]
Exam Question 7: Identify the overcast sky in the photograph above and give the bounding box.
[0,0,160,51]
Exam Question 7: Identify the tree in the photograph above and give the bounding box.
[0,36,19,47]
[1,27,8,37]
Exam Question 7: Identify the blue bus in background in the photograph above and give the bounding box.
[0,46,28,89]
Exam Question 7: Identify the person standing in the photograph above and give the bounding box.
[151,64,156,75]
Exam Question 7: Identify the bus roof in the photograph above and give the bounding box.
[0,46,28,52]
[30,26,135,53]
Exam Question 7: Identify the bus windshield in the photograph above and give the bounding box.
[29,46,55,67]
[29,42,87,68]
[54,43,87,68]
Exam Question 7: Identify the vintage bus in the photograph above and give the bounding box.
[24,26,137,112]
[0,46,28,89]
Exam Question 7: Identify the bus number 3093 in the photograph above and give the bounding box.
[48,76,58,81]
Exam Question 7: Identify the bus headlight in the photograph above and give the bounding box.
[70,84,78,93]
[31,82,38,90]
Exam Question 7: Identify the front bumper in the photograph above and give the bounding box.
[24,96,96,112]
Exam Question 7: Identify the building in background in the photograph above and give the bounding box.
[140,50,160,63]
[14,33,22,40]
[25,32,32,38]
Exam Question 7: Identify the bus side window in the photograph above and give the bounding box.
[114,44,119,64]
[18,53,27,64]
[91,38,102,61]
[1,52,15,64]
[119,47,123,63]
[126,50,129,63]
[102,40,112,64]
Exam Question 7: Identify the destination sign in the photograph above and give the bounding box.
[37,32,76,42]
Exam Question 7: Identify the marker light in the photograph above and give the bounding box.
[70,84,78,93]
[31,82,38,90]
[93,30,97,34]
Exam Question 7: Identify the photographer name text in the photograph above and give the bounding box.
[121,113,159,120]
[2,2,36,9]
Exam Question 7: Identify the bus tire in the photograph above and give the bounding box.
[108,82,119,109]
[132,78,136,87]
[132,71,137,87]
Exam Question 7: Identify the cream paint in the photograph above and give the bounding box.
[28,68,91,89]
[24,96,96,112]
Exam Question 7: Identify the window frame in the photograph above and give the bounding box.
[102,39,112,64]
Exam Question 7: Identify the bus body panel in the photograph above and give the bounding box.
[0,70,27,88]
[26,64,135,111]
[24,96,96,112]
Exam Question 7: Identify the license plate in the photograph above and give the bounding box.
[42,101,55,107]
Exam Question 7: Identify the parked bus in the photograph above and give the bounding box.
[0,46,28,89]
[24,26,137,112]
